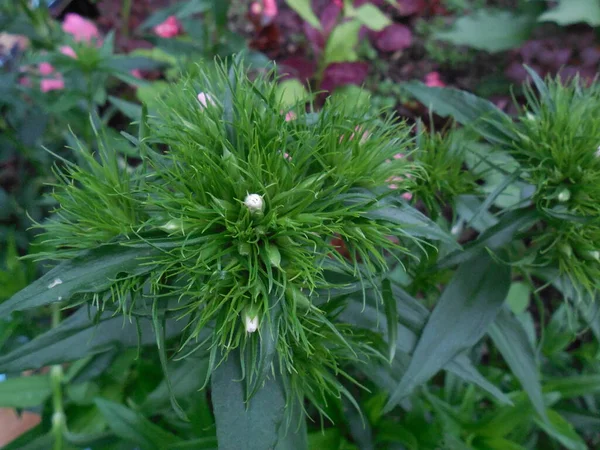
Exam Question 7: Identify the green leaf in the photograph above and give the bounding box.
[285,0,322,29]
[108,95,142,121]
[211,352,304,450]
[0,243,160,317]
[0,375,51,408]
[402,81,515,145]
[276,79,309,108]
[324,20,362,65]
[383,252,511,412]
[544,375,600,399]
[534,409,587,450]
[438,208,539,269]
[0,307,187,372]
[246,300,281,399]
[382,278,398,362]
[95,398,182,449]
[538,0,600,27]
[141,357,209,413]
[506,282,531,315]
[342,288,512,405]
[365,201,459,248]
[434,9,535,52]
[489,308,547,421]
[152,303,188,421]
[353,4,391,31]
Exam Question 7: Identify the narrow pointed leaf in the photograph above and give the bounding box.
[438,208,539,269]
[384,251,511,412]
[403,81,515,144]
[0,306,186,372]
[489,308,547,421]
[95,398,182,449]
[0,375,51,408]
[382,278,398,362]
[0,243,159,317]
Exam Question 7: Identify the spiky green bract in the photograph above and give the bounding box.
[35,61,422,414]
[411,127,477,219]
[514,75,600,295]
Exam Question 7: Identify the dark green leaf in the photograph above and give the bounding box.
[0,375,51,408]
[544,375,600,399]
[0,244,160,317]
[246,299,281,399]
[0,307,186,372]
[212,352,304,450]
[365,202,459,248]
[403,81,515,145]
[382,278,398,362]
[108,95,142,121]
[534,409,587,450]
[434,9,535,53]
[384,251,511,412]
[438,208,539,269]
[95,398,182,449]
[489,308,547,421]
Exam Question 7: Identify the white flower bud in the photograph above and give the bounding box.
[244,193,264,213]
[243,310,259,333]
[585,250,600,261]
[595,145,600,158]
[197,92,215,109]
[557,188,571,203]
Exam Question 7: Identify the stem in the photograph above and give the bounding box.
[51,304,65,450]
[121,0,133,38]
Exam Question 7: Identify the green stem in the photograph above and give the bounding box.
[51,304,65,450]
[121,0,133,38]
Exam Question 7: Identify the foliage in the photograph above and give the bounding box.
[1,1,600,450]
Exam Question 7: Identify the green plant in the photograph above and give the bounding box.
[0,58,462,448]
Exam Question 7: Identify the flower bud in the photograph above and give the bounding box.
[244,193,264,213]
[557,188,571,203]
[243,308,259,333]
[197,92,215,109]
[159,219,184,233]
[559,243,573,258]
[595,145,600,158]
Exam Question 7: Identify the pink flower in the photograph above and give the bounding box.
[60,46,77,58]
[263,0,278,19]
[197,92,215,109]
[424,71,445,88]
[62,13,101,44]
[154,16,182,38]
[130,69,143,79]
[393,153,405,160]
[250,2,262,15]
[19,77,32,87]
[38,62,55,76]
[283,111,296,121]
[41,78,65,92]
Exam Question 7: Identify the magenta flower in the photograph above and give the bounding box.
[263,0,278,19]
[154,16,182,38]
[424,71,445,88]
[38,62,55,76]
[62,13,101,44]
[59,46,77,58]
[41,78,65,92]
